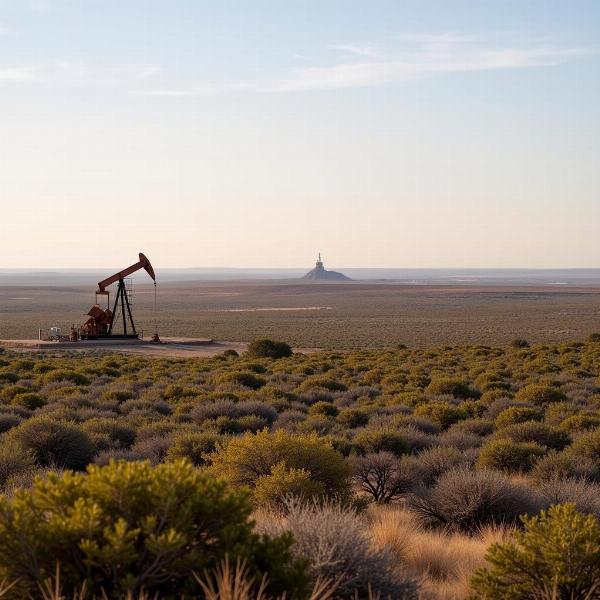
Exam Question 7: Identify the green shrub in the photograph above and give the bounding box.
[308,401,339,418]
[43,369,90,386]
[352,429,409,457]
[8,417,95,470]
[0,371,18,384]
[495,421,570,451]
[559,413,600,433]
[470,504,600,599]
[81,418,136,450]
[0,439,35,488]
[414,401,468,429]
[206,429,351,505]
[337,408,369,428]
[449,418,494,437]
[480,389,511,405]
[254,463,325,507]
[296,376,347,392]
[219,371,266,390]
[477,439,546,473]
[246,339,292,359]
[510,338,530,348]
[426,377,473,399]
[165,432,222,466]
[10,392,46,410]
[0,460,308,597]
[102,389,135,402]
[494,406,543,429]
[569,428,600,467]
[515,384,566,405]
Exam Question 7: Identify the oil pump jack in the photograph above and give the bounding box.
[80,253,156,339]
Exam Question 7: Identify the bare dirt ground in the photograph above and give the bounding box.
[0,337,249,358]
[2,280,600,349]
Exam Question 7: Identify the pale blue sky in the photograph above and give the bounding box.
[1,1,599,268]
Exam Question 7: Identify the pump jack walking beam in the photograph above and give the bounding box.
[96,253,156,295]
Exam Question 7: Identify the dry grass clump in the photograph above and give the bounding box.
[369,505,512,600]
[255,499,418,599]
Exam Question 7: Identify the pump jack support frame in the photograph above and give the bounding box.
[108,278,137,337]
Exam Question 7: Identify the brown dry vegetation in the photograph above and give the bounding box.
[3,281,600,347]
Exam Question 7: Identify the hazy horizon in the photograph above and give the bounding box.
[1,1,599,269]
[3,266,600,287]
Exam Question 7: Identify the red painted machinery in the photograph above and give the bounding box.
[80,252,156,339]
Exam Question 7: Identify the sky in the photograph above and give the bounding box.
[0,0,599,269]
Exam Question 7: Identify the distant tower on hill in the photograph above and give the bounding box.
[302,253,352,281]
[315,253,324,271]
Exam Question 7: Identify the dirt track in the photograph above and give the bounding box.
[0,337,248,358]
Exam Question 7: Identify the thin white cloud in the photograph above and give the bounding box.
[329,44,382,58]
[136,34,588,96]
[0,67,37,82]
[0,61,158,85]
[395,32,480,44]
[275,45,588,91]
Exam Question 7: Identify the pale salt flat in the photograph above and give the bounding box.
[217,306,333,313]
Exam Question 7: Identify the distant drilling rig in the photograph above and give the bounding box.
[78,252,157,340]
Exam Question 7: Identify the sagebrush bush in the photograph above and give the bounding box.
[470,503,600,599]
[494,420,570,451]
[515,383,566,405]
[494,405,544,428]
[257,499,418,599]
[246,339,292,359]
[413,401,468,430]
[531,450,600,483]
[0,438,35,488]
[8,416,95,469]
[308,401,339,418]
[559,412,600,432]
[352,428,410,457]
[408,445,472,486]
[217,371,266,390]
[568,428,600,467]
[426,377,473,399]
[206,429,351,504]
[536,478,600,519]
[410,468,539,532]
[448,417,494,437]
[165,431,222,466]
[477,438,547,473]
[337,408,369,428]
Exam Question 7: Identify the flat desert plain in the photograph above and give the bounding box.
[2,280,600,349]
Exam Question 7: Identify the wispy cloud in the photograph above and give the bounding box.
[0,60,158,85]
[135,32,589,96]
[0,66,37,81]
[275,45,587,91]
[329,44,382,58]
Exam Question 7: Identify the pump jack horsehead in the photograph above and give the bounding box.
[80,253,156,339]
